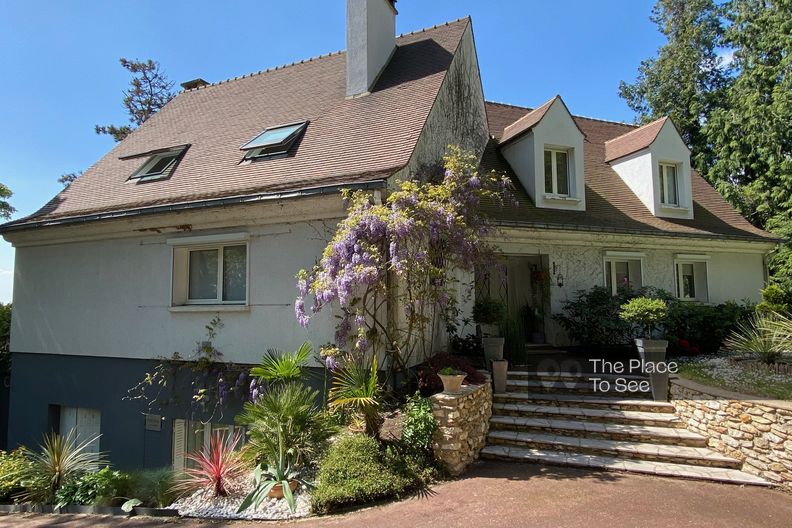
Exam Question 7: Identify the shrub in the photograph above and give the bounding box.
[19,431,107,505]
[726,312,788,364]
[756,284,791,315]
[418,353,486,396]
[126,468,176,508]
[620,297,668,338]
[449,333,483,360]
[174,431,246,498]
[665,301,753,354]
[237,381,336,467]
[555,286,635,346]
[54,467,130,508]
[472,297,506,326]
[311,435,414,514]
[0,449,30,502]
[400,393,437,454]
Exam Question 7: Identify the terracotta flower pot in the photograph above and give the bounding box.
[438,374,466,394]
[268,480,299,499]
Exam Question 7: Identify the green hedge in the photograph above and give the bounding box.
[311,434,415,514]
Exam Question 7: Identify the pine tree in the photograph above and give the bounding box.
[619,0,730,175]
[95,58,175,142]
[0,183,14,220]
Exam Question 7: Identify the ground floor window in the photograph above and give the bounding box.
[59,406,102,454]
[604,257,643,294]
[172,419,245,471]
[675,259,709,302]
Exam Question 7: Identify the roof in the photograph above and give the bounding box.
[4,18,469,231]
[604,116,668,162]
[483,102,775,243]
[499,96,557,144]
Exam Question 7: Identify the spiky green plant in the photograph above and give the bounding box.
[250,341,311,385]
[237,382,335,467]
[19,431,107,505]
[328,355,382,437]
[726,312,787,364]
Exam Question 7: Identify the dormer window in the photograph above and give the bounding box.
[544,148,570,196]
[240,121,308,161]
[659,162,679,206]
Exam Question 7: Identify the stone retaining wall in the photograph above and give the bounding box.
[430,377,492,476]
[670,377,792,488]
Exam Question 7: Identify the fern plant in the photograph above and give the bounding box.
[173,431,246,497]
[19,431,107,505]
[250,341,312,385]
[328,355,382,437]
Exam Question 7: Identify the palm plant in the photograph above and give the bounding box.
[172,431,246,497]
[250,341,311,385]
[19,431,107,505]
[328,354,382,437]
[237,382,335,467]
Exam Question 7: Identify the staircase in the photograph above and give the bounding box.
[481,371,771,486]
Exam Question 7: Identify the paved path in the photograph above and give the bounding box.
[2,461,791,528]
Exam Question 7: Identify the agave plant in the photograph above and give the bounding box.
[237,453,305,513]
[19,431,107,505]
[173,431,247,497]
[236,381,336,467]
[250,341,312,385]
[725,311,789,364]
[328,354,382,437]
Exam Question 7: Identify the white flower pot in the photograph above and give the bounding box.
[634,338,669,401]
[482,336,505,364]
[439,374,466,394]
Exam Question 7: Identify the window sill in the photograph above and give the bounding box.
[169,304,250,313]
[659,204,689,212]
[543,194,581,203]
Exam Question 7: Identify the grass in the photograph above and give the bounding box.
[677,356,792,400]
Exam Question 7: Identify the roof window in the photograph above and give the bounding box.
[240,121,308,160]
[127,146,188,182]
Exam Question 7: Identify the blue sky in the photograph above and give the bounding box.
[0,0,663,303]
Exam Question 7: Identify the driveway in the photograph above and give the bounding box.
[2,461,791,528]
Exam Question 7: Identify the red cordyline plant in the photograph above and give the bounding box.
[175,431,247,497]
[295,145,513,380]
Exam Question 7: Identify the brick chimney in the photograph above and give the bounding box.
[346,0,397,97]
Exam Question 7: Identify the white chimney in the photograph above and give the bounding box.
[346,0,397,97]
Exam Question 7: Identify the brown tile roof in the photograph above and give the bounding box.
[7,19,469,229]
[499,96,557,144]
[604,116,667,162]
[483,102,775,242]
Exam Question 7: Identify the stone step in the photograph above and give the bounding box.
[492,392,676,413]
[492,402,685,428]
[486,430,741,469]
[480,445,770,487]
[506,379,650,398]
[489,415,708,447]
[508,371,648,382]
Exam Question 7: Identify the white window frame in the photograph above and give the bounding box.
[544,148,571,197]
[674,254,710,302]
[603,252,645,295]
[172,419,246,472]
[169,233,250,307]
[659,162,680,206]
[129,151,181,182]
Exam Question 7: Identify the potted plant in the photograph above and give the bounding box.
[437,367,467,394]
[619,297,669,400]
[473,297,507,364]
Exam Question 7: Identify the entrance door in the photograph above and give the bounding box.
[60,406,101,454]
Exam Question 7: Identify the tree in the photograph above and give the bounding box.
[0,183,14,220]
[619,0,730,174]
[95,58,175,142]
[58,171,82,188]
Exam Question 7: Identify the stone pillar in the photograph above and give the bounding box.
[430,376,493,476]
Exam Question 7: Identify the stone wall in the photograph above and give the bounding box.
[670,378,792,488]
[430,378,492,476]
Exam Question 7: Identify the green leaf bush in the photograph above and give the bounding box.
[311,434,414,514]
[665,301,753,354]
[0,449,30,502]
[619,297,668,338]
[54,467,130,508]
[400,393,437,454]
[472,297,506,326]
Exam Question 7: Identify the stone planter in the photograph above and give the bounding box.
[438,374,466,394]
[482,337,504,364]
[635,338,669,401]
[491,359,508,393]
[268,480,299,499]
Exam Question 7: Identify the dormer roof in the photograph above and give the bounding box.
[604,116,688,162]
[499,95,585,146]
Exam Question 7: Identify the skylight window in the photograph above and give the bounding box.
[240,121,308,161]
[127,147,187,182]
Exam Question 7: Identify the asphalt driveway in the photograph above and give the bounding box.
[2,461,791,528]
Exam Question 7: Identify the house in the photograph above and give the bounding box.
[0,0,774,470]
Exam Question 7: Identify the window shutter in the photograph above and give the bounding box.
[172,419,186,472]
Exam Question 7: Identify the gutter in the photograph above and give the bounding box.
[0,180,388,234]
